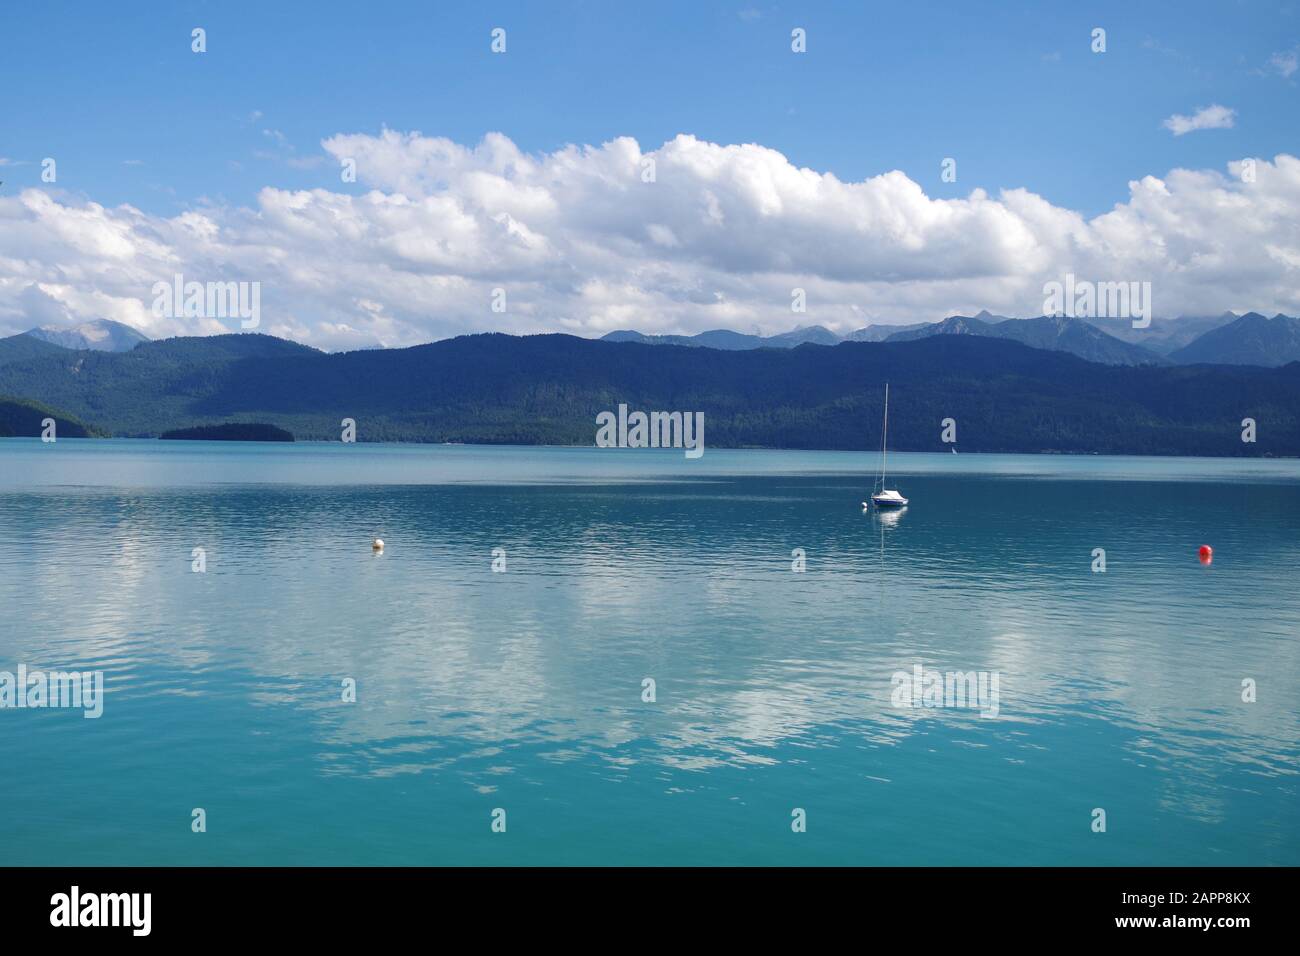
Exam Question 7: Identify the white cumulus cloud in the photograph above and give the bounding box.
[1,132,1298,350]
[1162,104,1236,136]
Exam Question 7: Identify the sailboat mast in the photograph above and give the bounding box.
[881,382,889,485]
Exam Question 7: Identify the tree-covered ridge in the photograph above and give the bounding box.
[160,422,294,441]
[0,395,99,438]
[0,332,1296,456]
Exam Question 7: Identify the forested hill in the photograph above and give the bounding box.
[0,331,1296,456]
[0,396,99,438]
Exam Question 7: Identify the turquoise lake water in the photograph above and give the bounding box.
[1,439,1297,865]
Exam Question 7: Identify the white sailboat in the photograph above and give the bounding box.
[863,383,908,509]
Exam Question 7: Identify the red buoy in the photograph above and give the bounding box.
[1199,544,1213,564]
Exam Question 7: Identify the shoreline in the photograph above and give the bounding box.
[0,434,1295,461]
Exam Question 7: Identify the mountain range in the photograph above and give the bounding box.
[603,311,1300,368]
[1,327,1296,456]
[880,313,1164,366]
[10,311,1300,368]
[603,322,939,348]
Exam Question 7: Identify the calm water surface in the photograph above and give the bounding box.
[1,440,1297,865]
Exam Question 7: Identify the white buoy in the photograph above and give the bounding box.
[372,538,384,551]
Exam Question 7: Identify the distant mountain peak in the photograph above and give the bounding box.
[765,324,841,346]
[1170,312,1300,367]
[931,314,994,334]
[602,324,842,350]
[26,318,150,352]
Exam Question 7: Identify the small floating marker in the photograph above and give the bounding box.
[372,538,385,552]
[1198,544,1212,564]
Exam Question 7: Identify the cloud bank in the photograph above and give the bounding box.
[1,131,1298,350]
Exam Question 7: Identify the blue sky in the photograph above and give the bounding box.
[1,1,1298,347]
[5,0,1294,215]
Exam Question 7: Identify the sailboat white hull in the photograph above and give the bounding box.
[870,491,908,509]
